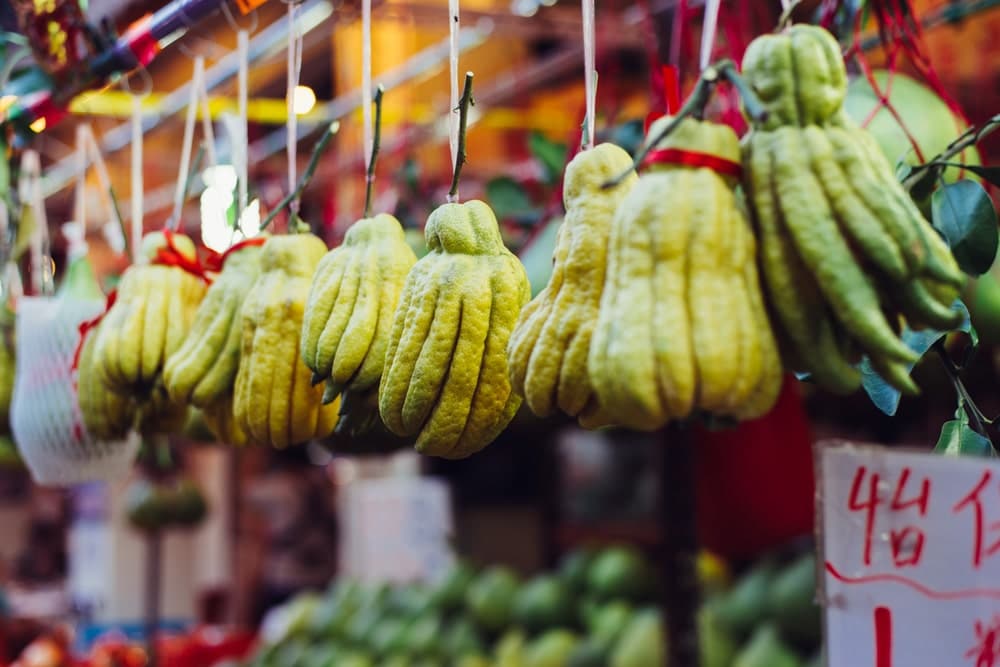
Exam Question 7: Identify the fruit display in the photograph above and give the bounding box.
[244,544,822,667]
[233,233,341,448]
[589,117,782,430]
[741,24,965,395]
[301,213,417,404]
[379,200,530,459]
[91,231,208,398]
[507,143,637,428]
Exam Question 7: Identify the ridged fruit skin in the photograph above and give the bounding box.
[201,394,249,447]
[740,24,848,130]
[78,329,134,441]
[163,242,264,407]
[379,200,530,459]
[507,143,637,428]
[0,309,15,436]
[589,117,783,430]
[740,25,965,396]
[233,234,341,448]
[301,213,417,401]
[92,232,207,396]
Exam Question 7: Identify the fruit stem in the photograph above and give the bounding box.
[603,59,767,189]
[260,121,340,232]
[902,114,1000,191]
[167,145,205,232]
[934,340,995,447]
[449,72,475,202]
[363,85,385,218]
[776,0,803,30]
[108,184,129,256]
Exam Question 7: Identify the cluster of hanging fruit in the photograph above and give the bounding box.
[69,24,969,461]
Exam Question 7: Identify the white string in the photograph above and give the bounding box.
[237,30,249,218]
[81,127,117,233]
[131,95,143,263]
[20,151,50,295]
[172,57,204,229]
[198,67,218,168]
[448,0,460,171]
[74,125,87,233]
[362,0,374,168]
[780,0,792,9]
[699,0,722,71]
[582,0,596,149]
[286,2,304,214]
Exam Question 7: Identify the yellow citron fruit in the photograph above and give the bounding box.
[507,143,637,428]
[301,213,417,401]
[77,329,134,441]
[92,231,207,396]
[589,117,783,430]
[201,393,249,447]
[163,241,264,407]
[233,233,341,447]
[379,200,530,459]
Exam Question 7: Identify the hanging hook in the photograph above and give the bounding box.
[121,64,154,99]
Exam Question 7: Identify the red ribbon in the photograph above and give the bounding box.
[71,290,117,372]
[204,237,268,273]
[122,14,160,68]
[642,147,743,178]
[154,229,211,283]
[645,65,682,133]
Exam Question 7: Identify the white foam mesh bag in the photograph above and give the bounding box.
[11,295,139,486]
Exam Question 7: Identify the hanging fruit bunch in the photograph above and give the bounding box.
[740,24,965,395]
[378,74,531,458]
[507,143,637,429]
[163,237,266,445]
[124,440,208,534]
[587,116,783,431]
[233,232,341,448]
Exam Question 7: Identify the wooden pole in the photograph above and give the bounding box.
[145,531,163,667]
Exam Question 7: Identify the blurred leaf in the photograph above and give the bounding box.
[932,180,999,276]
[518,218,562,297]
[529,132,566,184]
[608,120,645,158]
[486,177,534,221]
[861,301,971,416]
[935,403,995,457]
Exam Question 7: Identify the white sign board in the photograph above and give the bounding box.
[821,442,1000,667]
[340,476,455,585]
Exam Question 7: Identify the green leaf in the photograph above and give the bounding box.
[485,177,534,221]
[936,163,1000,188]
[934,405,995,457]
[931,180,999,276]
[861,300,971,416]
[608,120,645,158]
[528,132,566,184]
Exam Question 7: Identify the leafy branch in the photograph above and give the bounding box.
[260,121,339,232]
[902,113,1000,194]
[449,72,475,201]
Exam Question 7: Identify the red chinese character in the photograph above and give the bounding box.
[966,615,1000,667]
[848,466,930,567]
[953,470,1000,569]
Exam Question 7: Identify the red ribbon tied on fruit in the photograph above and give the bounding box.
[154,229,211,283]
[642,148,744,179]
[71,290,117,372]
[203,237,268,273]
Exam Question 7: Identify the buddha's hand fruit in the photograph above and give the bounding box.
[507,143,637,428]
[201,393,250,447]
[379,200,530,459]
[92,231,207,396]
[300,213,416,401]
[77,328,134,441]
[589,117,783,430]
[233,233,341,447]
[740,25,965,396]
[163,239,264,407]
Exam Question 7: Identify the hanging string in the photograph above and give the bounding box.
[74,125,87,235]
[286,1,304,217]
[198,64,217,169]
[581,0,596,149]
[131,95,144,263]
[699,0,722,71]
[21,151,51,295]
[171,56,205,230]
[362,0,374,168]
[237,29,249,218]
[448,0,460,172]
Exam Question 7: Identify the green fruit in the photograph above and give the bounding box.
[124,477,172,533]
[711,559,779,640]
[766,552,821,648]
[965,269,1000,344]
[379,656,412,667]
[698,605,739,667]
[587,601,633,650]
[406,613,444,659]
[513,576,575,632]
[733,623,801,667]
[567,639,612,667]
[304,643,341,667]
[339,652,376,667]
[370,617,411,657]
[429,561,477,612]
[558,549,596,592]
[525,629,578,667]
[466,566,520,633]
[346,605,385,647]
[586,547,652,601]
[168,478,208,528]
[443,618,486,659]
[455,656,492,667]
[844,70,981,184]
[609,610,664,667]
[495,629,527,667]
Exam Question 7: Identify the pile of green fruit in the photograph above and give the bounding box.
[703,551,822,667]
[245,545,822,667]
